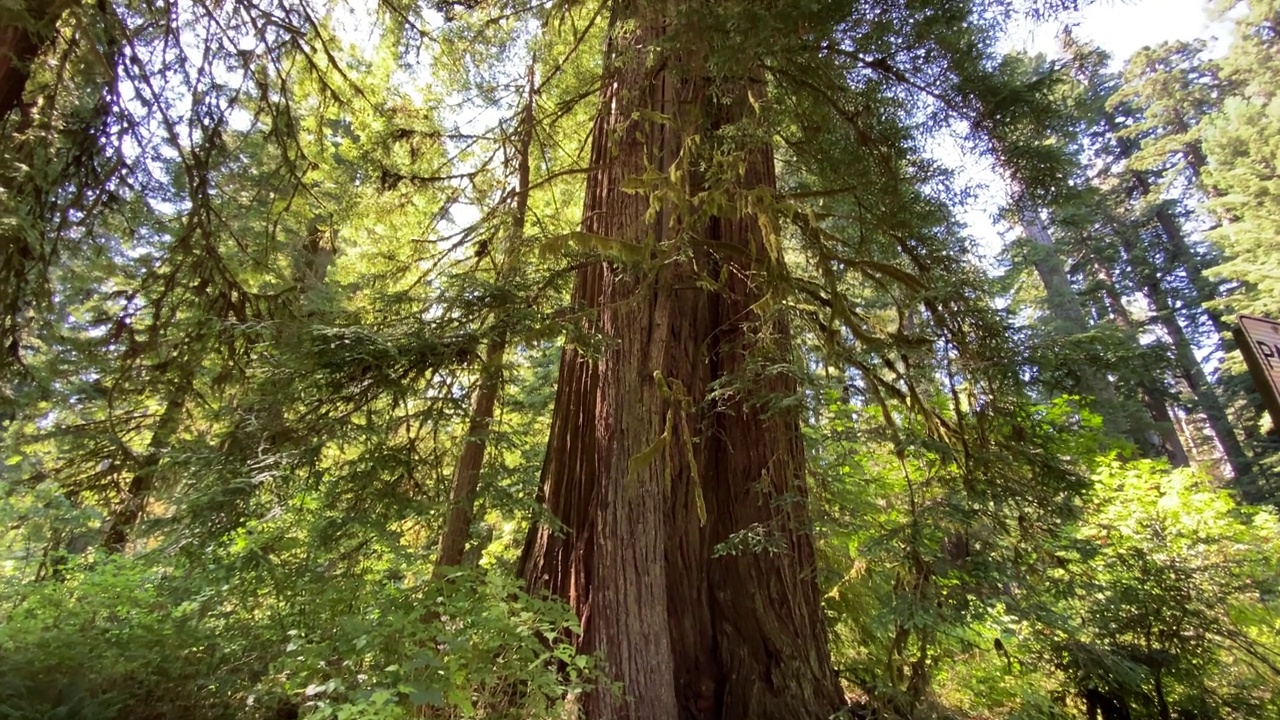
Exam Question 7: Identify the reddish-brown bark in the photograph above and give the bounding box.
[0,1,69,122]
[519,3,842,718]
[434,336,506,571]
[1,1,69,363]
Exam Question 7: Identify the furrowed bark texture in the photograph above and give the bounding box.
[519,3,842,719]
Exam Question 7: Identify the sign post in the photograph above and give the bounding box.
[1235,314,1280,430]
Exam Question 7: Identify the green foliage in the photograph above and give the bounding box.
[812,383,1093,716]
[1203,0,1280,320]
[920,461,1280,720]
[0,549,592,720]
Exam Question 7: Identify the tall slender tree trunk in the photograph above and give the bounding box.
[1104,117,1262,488]
[1147,281,1253,484]
[1123,166,1229,342]
[1093,258,1190,466]
[1101,208,1254,483]
[103,372,194,552]
[435,336,506,571]
[1139,386,1192,467]
[1174,403,1210,465]
[434,64,537,573]
[520,4,841,718]
[1020,207,1143,446]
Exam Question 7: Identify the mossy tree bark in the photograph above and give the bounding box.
[519,2,842,718]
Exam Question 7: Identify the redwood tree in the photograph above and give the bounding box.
[517,1,843,718]
[0,0,70,122]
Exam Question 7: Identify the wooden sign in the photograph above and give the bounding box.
[1235,314,1280,428]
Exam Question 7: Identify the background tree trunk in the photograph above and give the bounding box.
[1114,225,1254,485]
[434,64,537,573]
[103,372,194,552]
[1092,257,1190,466]
[435,337,506,571]
[1020,207,1143,446]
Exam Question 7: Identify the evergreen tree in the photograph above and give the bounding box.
[1067,39,1256,489]
[1203,0,1280,320]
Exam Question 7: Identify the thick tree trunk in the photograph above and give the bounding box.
[520,3,842,719]
[0,1,69,122]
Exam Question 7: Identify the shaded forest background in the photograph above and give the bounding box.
[2,0,1280,718]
